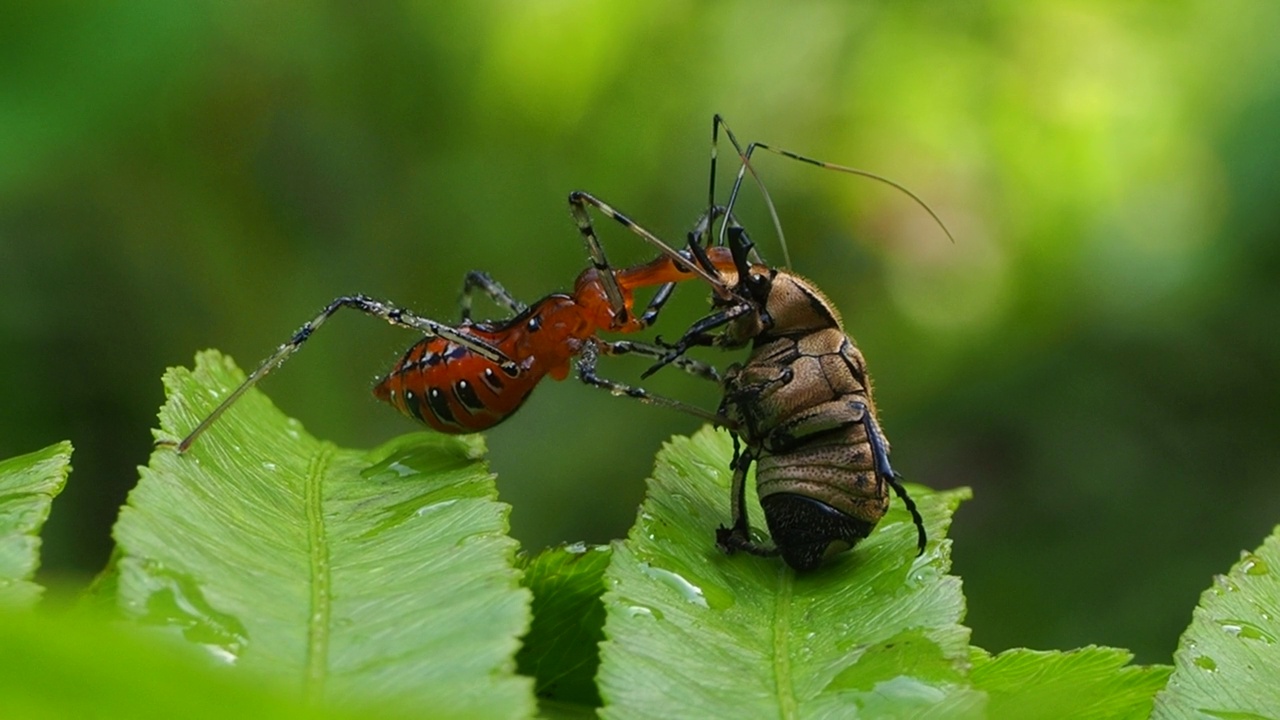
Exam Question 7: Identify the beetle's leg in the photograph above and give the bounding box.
[757,399,928,556]
[716,442,778,557]
[854,403,927,556]
[640,300,756,379]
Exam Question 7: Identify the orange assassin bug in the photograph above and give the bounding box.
[169,201,743,452]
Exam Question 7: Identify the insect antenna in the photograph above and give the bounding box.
[720,129,957,251]
[709,115,792,268]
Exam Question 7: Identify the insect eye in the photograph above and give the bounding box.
[744,271,771,303]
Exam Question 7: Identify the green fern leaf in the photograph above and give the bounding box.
[110,351,533,718]
[0,440,72,607]
[598,427,979,718]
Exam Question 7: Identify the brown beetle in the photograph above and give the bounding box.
[623,116,948,570]
[643,222,927,571]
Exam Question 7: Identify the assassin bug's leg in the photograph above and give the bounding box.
[642,221,769,381]
[568,191,733,306]
[166,295,514,453]
[633,204,733,327]
[595,338,722,384]
[575,341,726,426]
[460,271,527,321]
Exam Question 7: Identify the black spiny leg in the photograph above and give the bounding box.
[891,471,927,556]
[715,440,778,558]
[640,301,756,379]
[855,402,927,555]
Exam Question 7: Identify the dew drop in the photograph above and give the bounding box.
[415,498,458,516]
[639,564,709,608]
[626,605,660,620]
[203,644,239,665]
[1239,552,1270,576]
[1213,575,1239,593]
[137,563,249,664]
[1219,619,1276,644]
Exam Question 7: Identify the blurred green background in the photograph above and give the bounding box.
[3,1,1278,664]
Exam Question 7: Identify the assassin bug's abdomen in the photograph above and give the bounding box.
[371,249,737,434]
[374,331,535,433]
[372,292,603,433]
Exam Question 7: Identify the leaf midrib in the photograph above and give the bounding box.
[304,443,335,700]
[772,567,798,719]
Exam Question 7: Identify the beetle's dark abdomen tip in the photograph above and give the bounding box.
[761,493,875,571]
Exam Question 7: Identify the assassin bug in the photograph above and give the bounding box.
[168,195,745,453]
[169,113,800,452]
[623,116,951,570]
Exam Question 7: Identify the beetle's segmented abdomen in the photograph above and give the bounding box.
[373,336,535,433]
[754,428,888,525]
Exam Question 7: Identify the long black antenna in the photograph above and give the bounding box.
[716,117,957,258]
